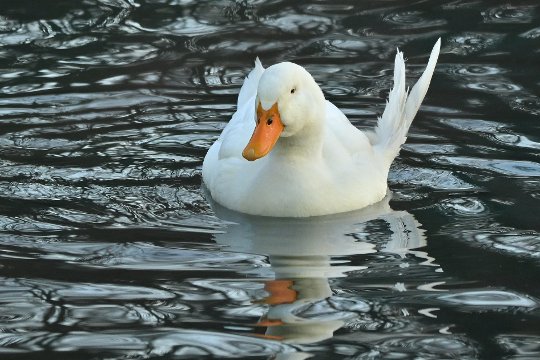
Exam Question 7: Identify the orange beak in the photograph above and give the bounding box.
[242,102,284,161]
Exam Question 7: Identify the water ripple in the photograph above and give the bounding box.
[437,156,540,177]
[149,329,296,357]
[449,64,504,76]
[447,32,504,55]
[51,332,147,352]
[0,280,49,330]
[51,282,176,301]
[0,1,538,359]
[266,14,333,34]
[520,26,540,39]
[511,96,540,116]
[438,290,537,308]
[496,335,540,358]
[383,11,447,29]
[439,198,487,216]
[349,335,478,359]
[482,5,535,24]
[389,165,475,191]
[467,82,521,92]
[33,35,99,49]
[94,245,265,271]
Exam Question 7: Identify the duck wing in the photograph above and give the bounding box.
[217,58,265,160]
[203,59,264,190]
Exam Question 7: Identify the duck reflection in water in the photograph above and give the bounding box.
[207,191,434,347]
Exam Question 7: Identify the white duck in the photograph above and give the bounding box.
[203,39,441,217]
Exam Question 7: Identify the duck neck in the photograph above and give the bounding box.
[272,119,324,160]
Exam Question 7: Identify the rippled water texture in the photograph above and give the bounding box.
[0,0,539,359]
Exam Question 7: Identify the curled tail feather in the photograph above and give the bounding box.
[373,39,441,164]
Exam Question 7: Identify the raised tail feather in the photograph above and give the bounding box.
[373,39,441,164]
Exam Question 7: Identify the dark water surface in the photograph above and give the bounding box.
[1,0,539,359]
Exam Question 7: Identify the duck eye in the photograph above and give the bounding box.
[290,88,296,94]
[267,117,273,125]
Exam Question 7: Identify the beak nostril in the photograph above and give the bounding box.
[267,118,273,125]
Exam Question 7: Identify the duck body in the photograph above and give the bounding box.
[204,98,387,217]
[203,40,440,217]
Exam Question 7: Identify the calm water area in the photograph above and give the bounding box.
[0,0,539,359]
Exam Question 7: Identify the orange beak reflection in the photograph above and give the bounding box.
[261,279,297,305]
[242,102,284,161]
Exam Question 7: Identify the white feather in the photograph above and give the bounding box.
[374,38,441,164]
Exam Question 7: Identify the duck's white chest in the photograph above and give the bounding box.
[213,155,387,217]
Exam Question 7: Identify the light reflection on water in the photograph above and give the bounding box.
[0,0,539,358]
[210,194,431,346]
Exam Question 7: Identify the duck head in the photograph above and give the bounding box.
[242,62,326,161]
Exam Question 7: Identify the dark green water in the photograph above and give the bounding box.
[0,0,539,359]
